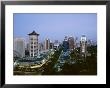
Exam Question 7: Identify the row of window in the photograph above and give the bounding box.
[30,42,38,44]
[30,49,38,52]
[30,46,38,48]
[30,39,38,42]
[30,53,37,56]
[30,38,38,40]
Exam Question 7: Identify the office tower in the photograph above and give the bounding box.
[14,38,25,58]
[45,38,50,50]
[63,36,69,52]
[80,35,87,58]
[28,31,39,57]
[68,36,74,51]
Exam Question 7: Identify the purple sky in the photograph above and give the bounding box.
[14,13,97,43]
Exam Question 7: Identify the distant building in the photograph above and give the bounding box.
[38,43,44,52]
[14,38,25,58]
[28,31,39,57]
[26,43,30,51]
[54,40,59,49]
[45,38,50,50]
[63,36,69,52]
[68,36,74,51]
[25,43,29,56]
[88,39,97,46]
[50,41,54,49]
[80,35,87,58]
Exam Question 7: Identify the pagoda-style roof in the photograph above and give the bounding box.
[28,31,39,36]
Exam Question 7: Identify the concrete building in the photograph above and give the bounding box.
[28,31,39,57]
[68,36,74,51]
[63,36,69,52]
[45,38,50,50]
[26,43,30,51]
[80,35,87,58]
[38,43,44,52]
[14,38,25,58]
[25,43,30,56]
[50,41,54,49]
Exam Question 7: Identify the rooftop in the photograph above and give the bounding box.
[28,31,39,36]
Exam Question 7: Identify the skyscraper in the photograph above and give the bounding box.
[45,38,50,50]
[80,35,87,58]
[50,40,54,49]
[28,31,39,57]
[25,43,30,56]
[14,38,25,58]
[38,43,44,52]
[63,36,69,52]
[68,36,74,51]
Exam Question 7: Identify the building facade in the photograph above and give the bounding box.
[80,35,87,58]
[28,31,39,57]
[63,36,69,52]
[45,38,50,50]
[38,43,44,52]
[68,36,74,51]
[50,41,54,49]
[14,38,25,58]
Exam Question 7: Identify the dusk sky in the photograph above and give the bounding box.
[14,13,97,43]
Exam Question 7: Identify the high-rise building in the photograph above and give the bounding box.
[26,43,29,51]
[38,43,44,52]
[25,43,30,56]
[88,39,92,46]
[28,31,39,57]
[45,38,50,50]
[74,37,79,48]
[68,36,74,51]
[80,35,87,58]
[14,38,25,58]
[50,41,54,49]
[63,36,69,52]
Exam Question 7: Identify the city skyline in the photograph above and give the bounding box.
[14,13,97,43]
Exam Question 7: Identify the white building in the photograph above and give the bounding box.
[14,38,25,58]
[28,31,39,57]
[80,35,87,57]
